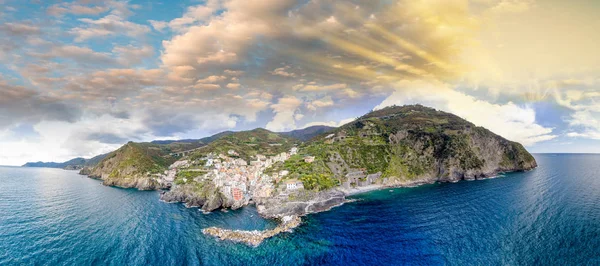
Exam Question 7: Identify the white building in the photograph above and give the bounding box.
[285,180,304,190]
[304,156,315,163]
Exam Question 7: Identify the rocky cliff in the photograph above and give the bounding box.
[159,181,247,211]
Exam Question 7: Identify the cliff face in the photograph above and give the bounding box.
[159,181,245,211]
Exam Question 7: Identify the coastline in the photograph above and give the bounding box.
[338,168,532,197]
[339,184,386,196]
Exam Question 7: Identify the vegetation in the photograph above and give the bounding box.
[92,104,536,188]
[174,170,203,185]
[104,142,167,179]
[299,174,338,190]
[189,128,299,162]
[286,104,536,183]
[93,139,208,181]
[282,154,337,191]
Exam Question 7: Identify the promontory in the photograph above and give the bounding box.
[78,105,537,245]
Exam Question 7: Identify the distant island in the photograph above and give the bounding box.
[22,154,109,170]
[47,105,538,246]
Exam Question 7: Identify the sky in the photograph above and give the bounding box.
[1,0,600,165]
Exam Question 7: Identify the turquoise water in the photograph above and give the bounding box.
[1,154,599,265]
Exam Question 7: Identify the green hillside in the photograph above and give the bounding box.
[189,128,299,162]
[281,105,537,190]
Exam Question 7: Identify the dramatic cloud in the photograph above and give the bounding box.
[1,0,600,164]
[266,96,303,132]
[0,79,81,130]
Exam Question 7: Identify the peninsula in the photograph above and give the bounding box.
[78,105,537,245]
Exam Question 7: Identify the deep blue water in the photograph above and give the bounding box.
[1,154,599,265]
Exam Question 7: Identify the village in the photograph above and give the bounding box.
[158,146,314,205]
[155,129,389,209]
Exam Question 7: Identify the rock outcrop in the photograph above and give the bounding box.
[160,181,249,211]
[256,190,346,219]
[203,216,301,247]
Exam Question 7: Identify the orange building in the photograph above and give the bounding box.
[232,188,243,201]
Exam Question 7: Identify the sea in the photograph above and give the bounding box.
[0,154,599,265]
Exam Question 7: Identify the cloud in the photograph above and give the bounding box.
[294,83,347,92]
[148,20,168,31]
[161,0,297,77]
[301,117,354,128]
[566,110,600,140]
[270,66,296,77]
[55,68,165,106]
[488,0,534,14]
[51,45,117,65]
[3,0,600,164]
[306,96,334,111]
[0,22,40,36]
[47,2,109,16]
[226,83,241,89]
[85,132,129,144]
[112,44,154,66]
[197,75,227,83]
[0,79,81,130]
[266,96,303,132]
[168,0,221,31]
[194,83,221,90]
[71,14,150,42]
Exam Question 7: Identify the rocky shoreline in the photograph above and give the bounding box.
[200,168,532,246]
[202,216,301,247]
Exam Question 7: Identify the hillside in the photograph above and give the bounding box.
[22,154,108,170]
[82,128,302,190]
[150,131,234,145]
[279,125,335,141]
[282,105,536,190]
[188,128,298,162]
[84,140,207,189]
